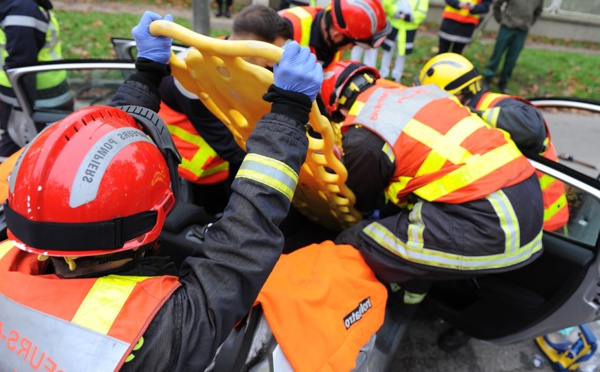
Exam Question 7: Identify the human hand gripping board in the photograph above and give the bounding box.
[149,20,361,231]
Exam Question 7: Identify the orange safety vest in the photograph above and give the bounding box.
[342,83,535,205]
[0,241,181,371]
[159,101,229,185]
[474,92,569,231]
[255,241,387,372]
[279,6,342,65]
[442,0,482,25]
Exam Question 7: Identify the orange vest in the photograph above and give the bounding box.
[279,6,342,65]
[159,101,229,185]
[255,241,387,372]
[475,92,569,231]
[0,241,181,371]
[343,83,535,205]
[443,0,482,25]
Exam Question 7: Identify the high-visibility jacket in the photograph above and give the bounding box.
[342,83,534,205]
[474,91,569,231]
[382,0,429,56]
[159,101,229,185]
[0,240,181,372]
[279,6,342,65]
[0,5,67,102]
[442,0,482,25]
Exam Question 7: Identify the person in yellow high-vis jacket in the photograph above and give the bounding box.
[0,0,72,157]
[379,0,429,82]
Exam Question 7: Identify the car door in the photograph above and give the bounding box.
[5,60,136,147]
[111,38,189,61]
[422,98,600,345]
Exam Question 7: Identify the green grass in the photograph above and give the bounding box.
[56,9,600,100]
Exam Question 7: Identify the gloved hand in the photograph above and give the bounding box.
[394,11,405,19]
[132,11,174,65]
[273,41,323,102]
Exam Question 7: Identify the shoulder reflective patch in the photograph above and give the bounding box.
[236,153,298,201]
[70,128,154,208]
[0,292,128,372]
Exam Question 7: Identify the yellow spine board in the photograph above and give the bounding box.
[150,21,361,231]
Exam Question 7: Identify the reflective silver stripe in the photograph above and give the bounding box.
[0,92,20,107]
[70,128,154,208]
[438,30,473,44]
[236,153,298,201]
[34,90,73,109]
[406,201,425,250]
[0,292,128,372]
[363,222,543,270]
[486,190,520,253]
[355,85,451,146]
[1,15,48,33]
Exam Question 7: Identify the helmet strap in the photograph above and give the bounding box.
[336,72,376,118]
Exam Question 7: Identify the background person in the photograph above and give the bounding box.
[0,0,72,158]
[437,0,492,55]
[379,0,429,82]
[0,10,323,371]
[482,0,544,94]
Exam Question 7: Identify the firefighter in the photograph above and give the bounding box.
[437,0,493,55]
[279,0,392,68]
[0,11,322,372]
[417,52,569,351]
[158,5,292,215]
[321,60,544,308]
[418,52,569,233]
[0,0,73,158]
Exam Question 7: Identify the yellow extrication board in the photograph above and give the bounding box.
[150,20,362,231]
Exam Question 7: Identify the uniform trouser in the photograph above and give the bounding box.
[350,46,378,69]
[438,38,467,55]
[0,103,21,157]
[335,173,544,296]
[483,25,528,85]
[379,29,416,82]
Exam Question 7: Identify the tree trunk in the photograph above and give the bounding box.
[193,0,211,35]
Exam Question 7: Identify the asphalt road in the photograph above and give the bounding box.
[386,107,600,372]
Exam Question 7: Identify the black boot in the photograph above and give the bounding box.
[215,4,223,17]
[498,82,509,94]
[224,7,231,18]
[437,327,472,352]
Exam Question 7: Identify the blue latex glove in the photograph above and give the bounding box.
[273,41,323,102]
[131,11,174,64]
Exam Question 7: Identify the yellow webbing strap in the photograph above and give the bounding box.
[149,21,361,231]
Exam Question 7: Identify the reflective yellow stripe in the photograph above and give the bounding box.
[414,142,523,201]
[348,100,364,116]
[363,222,543,270]
[382,142,395,163]
[167,124,229,177]
[72,275,150,334]
[486,190,520,253]
[481,107,501,128]
[406,201,425,250]
[544,193,568,222]
[286,7,313,47]
[236,153,298,201]
[538,173,557,190]
[385,176,410,205]
[0,240,13,260]
[477,92,505,111]
[404,291,426,304]
[404,116,482,176]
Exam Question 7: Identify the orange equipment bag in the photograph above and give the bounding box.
[255,241,388,372]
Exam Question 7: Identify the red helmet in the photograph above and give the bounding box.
[321,60,379,119]
[5,106,179,257]
[330,0,391,48]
